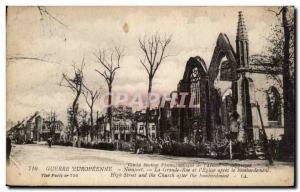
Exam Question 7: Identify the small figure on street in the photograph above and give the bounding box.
[7,135,12,163]
[47,137,53,148]
[236,121,247,159]
[195,128,203,144]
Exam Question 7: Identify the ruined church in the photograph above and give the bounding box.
[160,11,283,144]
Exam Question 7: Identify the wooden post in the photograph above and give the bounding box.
[256,102,273,165]
[229,139,233,160]
[96,111,99,143]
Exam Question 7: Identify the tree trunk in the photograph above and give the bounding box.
[96,111,99,142]
[145,77,152,140]
[108,85,113,142]
[134,120,138,153]
[72,91,80,142]
[282,7,295,159]
[90,106,93,142]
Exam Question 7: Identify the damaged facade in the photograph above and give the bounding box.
[7,111,64,143]
[161,11,283,144]
[96,106,159,141]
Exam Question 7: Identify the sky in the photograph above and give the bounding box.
[6,6,280,126]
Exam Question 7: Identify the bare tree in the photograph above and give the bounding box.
[59,58,85,142]
[250,7,294,90]
[82,84,102,142]
[138,33,172,139]
[250,7,295,159]
[78,109,89,140]
[7,56,61,65]
[94,47,124,141]
[281,7,295,158]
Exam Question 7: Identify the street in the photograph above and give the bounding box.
[6,144,294,186]
[8,144,294,166]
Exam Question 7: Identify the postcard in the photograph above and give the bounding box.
[6,6,295,187]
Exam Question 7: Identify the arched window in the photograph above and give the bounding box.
[267,87,281,126]
[190,67,201,116]
[220,56,232,81]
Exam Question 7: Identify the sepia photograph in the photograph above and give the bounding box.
[6,6,295,187]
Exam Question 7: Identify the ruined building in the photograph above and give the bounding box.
[166,11,283,143]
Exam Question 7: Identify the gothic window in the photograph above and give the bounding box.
[139,125,144,131]
[151,133,155,139]
[221,94,233,129]
[190,67,201,116]
[267,87,281,126]
[220,60,231,81]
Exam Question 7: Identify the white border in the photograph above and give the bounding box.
[2,0,300,6]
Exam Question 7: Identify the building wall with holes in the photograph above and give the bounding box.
[246,72,284,140]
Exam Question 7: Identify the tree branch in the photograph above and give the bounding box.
[94,46,124,89]
[37,6,68,28]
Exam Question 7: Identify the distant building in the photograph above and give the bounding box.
[96,106,135,141]
[39,118,64,141]
[7,120,25,144]
[113,118,133,142]
[96,106,160,142]
[112,106,134,141]
[7,111,64,143]
[135,109,159,140]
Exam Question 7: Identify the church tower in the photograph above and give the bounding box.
[236,11,249,69]
[235,11,254,143]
